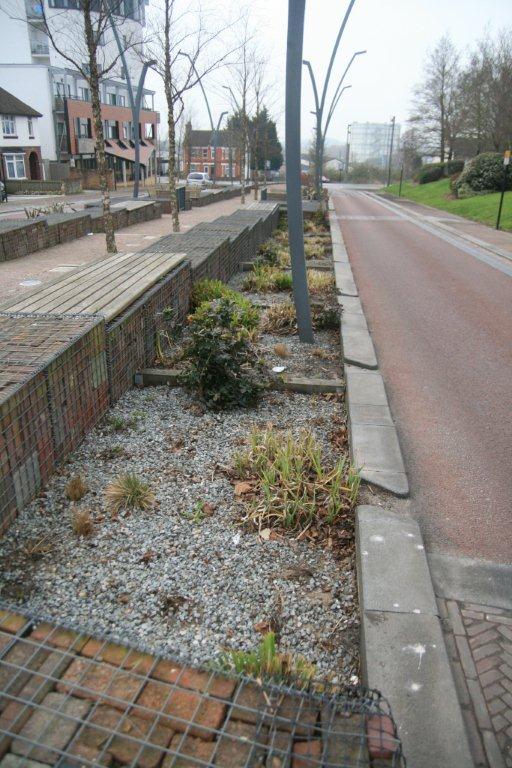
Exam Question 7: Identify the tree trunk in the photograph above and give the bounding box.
[164,0,179,232]
[84,6,116,253]
[240,127,246,205]
[253,114,259,200]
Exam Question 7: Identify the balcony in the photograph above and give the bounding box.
[31,41,50,56]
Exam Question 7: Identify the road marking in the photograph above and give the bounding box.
[353,191,512,279]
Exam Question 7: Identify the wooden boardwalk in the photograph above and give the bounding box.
[0,250,185,322]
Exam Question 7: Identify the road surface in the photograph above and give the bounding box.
[331,187,512,565]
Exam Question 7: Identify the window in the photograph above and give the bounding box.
[2,115,16,136]
[76,117,91,138]
[202,147,208,159]
[222,163,230,177]
[190,164,197,172]
[144,123,153,139]
[104,120,119,140]
[107,93,117,106]
[27,118,34,138]
[122,122,129,140]
[55,82,71,97]
[222,147,229,160]
[79,86,90,101]
[118,94,125,107]
[4,153,26,179]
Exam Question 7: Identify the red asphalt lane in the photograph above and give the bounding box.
[333,190,512,563]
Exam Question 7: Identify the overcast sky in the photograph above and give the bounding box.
[145,0,509,146]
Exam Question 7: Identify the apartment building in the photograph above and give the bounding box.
[349,122,401,169]
[0,0,158,182]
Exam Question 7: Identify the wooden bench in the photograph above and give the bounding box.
[0,250,185,322]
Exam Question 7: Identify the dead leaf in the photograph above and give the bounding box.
[254,620,273,634]
[203,502,215,516]
[234,481,253,496]
[259,528,272,541]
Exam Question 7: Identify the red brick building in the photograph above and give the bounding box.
[183,125,242,181]
[65,98,159,183]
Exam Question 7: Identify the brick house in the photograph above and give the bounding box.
[0,87,43,182]
[183,123,243,181]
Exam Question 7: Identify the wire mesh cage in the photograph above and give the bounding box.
[0,604,405,768]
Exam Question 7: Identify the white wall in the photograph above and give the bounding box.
[0,0,33,63]
[0,66,55,159]
[0,114,40,147]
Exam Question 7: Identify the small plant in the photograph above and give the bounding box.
[243,264,293,293]
[107,413,141,432]
[22,535,53,560]
[24,202,70,218]
[308,270,336,295]
[182,499,213,525]
[262,303,297,335]
[234,426,359,533]
[105,473,155,515]
[304,240,327,260]
[313,304,340,330]
[181,298,267,410]
[191,285,259,332]
[72,508,94,537]
[273,343,291,358]
[65,476,87,501]
[219,632,316,686]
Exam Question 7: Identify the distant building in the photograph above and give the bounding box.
[349,122,401,168]
[0,0,159,183]
[0,87,43,181]
[183,124,246,180]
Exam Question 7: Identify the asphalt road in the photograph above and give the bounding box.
[331,187,512,564]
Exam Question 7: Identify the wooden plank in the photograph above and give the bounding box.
[36,251,160,315]
[3,251,136,313]
[50,252,182,317]
[88,253,185,319]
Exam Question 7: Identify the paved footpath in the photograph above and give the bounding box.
[0,195,247,304]
[331,185,512,767]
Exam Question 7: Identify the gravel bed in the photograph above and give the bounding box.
[259,329,342,379]
[0,387,358,683]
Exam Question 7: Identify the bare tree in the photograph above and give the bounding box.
[224,17,258,205]
[9,0,140,252]
[143,0,236,231]
[410,35,462,162]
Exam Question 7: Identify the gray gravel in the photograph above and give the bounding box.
[260,329,342,379]
[0,386,358,683]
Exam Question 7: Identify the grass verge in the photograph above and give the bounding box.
[383,178,512,231]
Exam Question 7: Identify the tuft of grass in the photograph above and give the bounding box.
[243,264,293,293]
[65,476,87,501]
[72,508,94,537]
[262,303,297,335]
[107,414,141,432]
[273,343,291,358]
[105,473,155,515]
[233,426,359,533]
[308,270,336,295]
[304,240,328,260]
[218,632,315,687]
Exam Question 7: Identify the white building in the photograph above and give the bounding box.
[0,0,158,181]
[349,122,401,169]
[0,86,43,180]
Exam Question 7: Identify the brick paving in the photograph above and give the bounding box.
[438,597,512,767]
[0,197,247,305]
[0,608,402,767]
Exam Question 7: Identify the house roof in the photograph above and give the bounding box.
[0,87,42,118]
[189,129,232,147]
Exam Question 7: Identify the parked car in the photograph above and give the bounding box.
[0,180,6,202]
[186,172,213,188]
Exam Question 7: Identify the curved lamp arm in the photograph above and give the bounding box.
[302,59,320,114]
[319,0,357,114]
[324,84,351,138]
[177,50,214,133]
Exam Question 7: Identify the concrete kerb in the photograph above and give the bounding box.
[356,506,474,767]
[328,201,409,497]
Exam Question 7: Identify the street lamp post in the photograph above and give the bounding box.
[387,115,396,187]
[286,0,314,343]
[105,1,155,199]
[303,44,365,199]
[177,51,227,186]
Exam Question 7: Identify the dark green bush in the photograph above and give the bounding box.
[190,279,260,331]
[182,298,267,410]
[416,160,465,185]
[454,152,512,196]
[417,163,445,184]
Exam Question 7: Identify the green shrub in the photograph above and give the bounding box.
[454,152,512,196]
[243,263,293,293]
[182,298,267,410]
[190,279,260,331]
[416,160,465,185]
[417,163,445,185]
